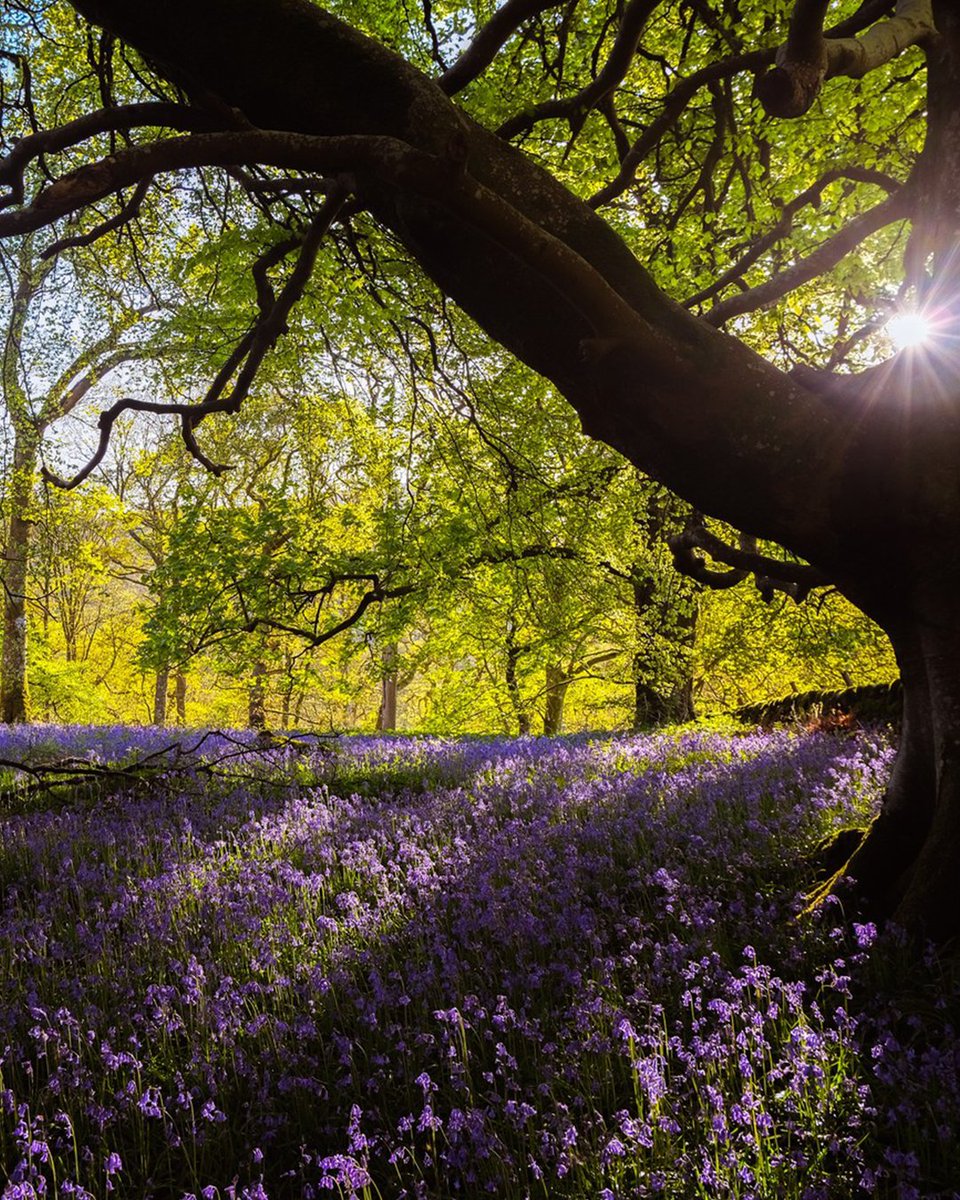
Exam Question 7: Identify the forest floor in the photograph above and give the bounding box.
[1,725,958,1199]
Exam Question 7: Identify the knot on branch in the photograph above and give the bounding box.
[754,55,826,118]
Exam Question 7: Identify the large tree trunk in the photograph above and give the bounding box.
[0,432,38,724]
[817,616,960,942]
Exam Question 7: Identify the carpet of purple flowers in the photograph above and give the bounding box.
[1,725,959,1199]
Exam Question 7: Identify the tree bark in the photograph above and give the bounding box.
[248,660,267,730]
[153,667,169,725]
[174,671,186,724]
[630,483,698,728]
[376,643,398,731]
[0,431,38,724]
[543,662,569,735]
[505,619,531,735]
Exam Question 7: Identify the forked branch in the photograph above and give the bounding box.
[0,102,224,208]
[439,0,563,95]
[756,0,935,119]
[684,165,900,311]
[670,516,829,601]
[497,0,661,141]
[705,186,911,326]
[42,186,349,488]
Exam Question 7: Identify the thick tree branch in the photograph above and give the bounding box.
[588,0,900,208]
[756,0,935,118]
[24,0,934,599]
[670,518,829,602]
[0,102,223,208]
[588,48,775,208]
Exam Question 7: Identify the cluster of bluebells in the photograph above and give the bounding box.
[1,724,958,1198]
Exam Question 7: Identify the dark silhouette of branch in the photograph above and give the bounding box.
[588,48,775,208]
[684,166,900,310]
[439,0,563,95]
[670,516,829,601]
[236,581,418,649]
[587,0,895,208]
[0,102,223,207]
[704,186,911,326]
[43,186,349,488]
[497,0,661,140]
[40,176,152,259]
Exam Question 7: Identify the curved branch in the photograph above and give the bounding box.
[0,102,223,208]
[756,0,935,119]
[44,187,348,489]
[670,518,829,601]
[40,176,152,259]
[0,127,662,368]
[439,0,563,95]
[588,47,774,208]
[588,0,900,208]
[497,0,661,140]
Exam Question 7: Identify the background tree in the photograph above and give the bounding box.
[0,233,153,720]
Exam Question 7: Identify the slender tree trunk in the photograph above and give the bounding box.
[543,663,569,735]
[175,671,186,724]
[377,643,398,731]
[1,432,38,723]
[153,667,169,725]
[248,661,267,730]
[505,620,531,735]
[279,651,297,729]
